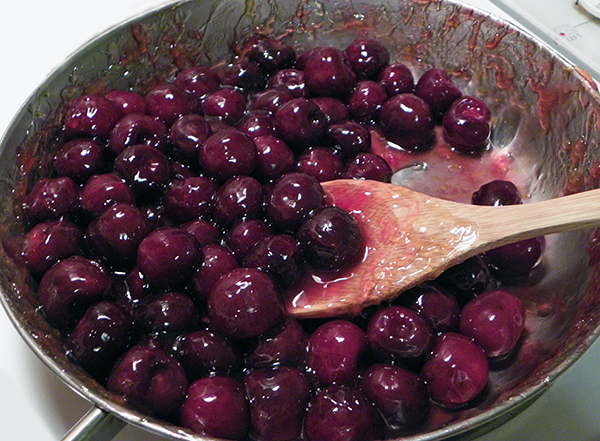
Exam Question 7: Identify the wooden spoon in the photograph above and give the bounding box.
[286,179,600,318]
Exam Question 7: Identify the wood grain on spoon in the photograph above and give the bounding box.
[286,179,600,318]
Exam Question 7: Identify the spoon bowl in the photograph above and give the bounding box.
[287,179,600,318]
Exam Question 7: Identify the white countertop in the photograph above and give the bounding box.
[1,1,600,440]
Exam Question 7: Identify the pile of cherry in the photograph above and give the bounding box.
[16,35,544,441]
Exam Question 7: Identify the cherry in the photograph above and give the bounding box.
[105,89,146,115]
[65,301,136,379]
[306,319,367,385]
[182,218,222,246]
[190,243,239,303]
[348,80,388,122]
[274,98,327,149]
[238,110,277,138]
[361,363,430,429]
[266,172,325,231]
[135,291,199,334]
[199,127,257,181]
[269,68,307,98]
[175,330,241,380]
[180,376,250,440]
[421,332,489,407]
[242,234,304,290]
[202,87,248,124]
[38,256,112,329]
[162,176,218,222]
[436,255,494,305]
[214,175,265,225]
[304,384,383,441]
[343,38,390,80]
[54,138,105,183]
[471,180,523,206]
[303,47,357,98]
[207,268,284,340]
[24,176,80,224]
[63,94,121,138]
[311,97,350,124]
[378,63,414,95]
[399,284,460,333]
[414,68,462,120]
[298,206,363,272]
[485,237,544,280]
[80,173,135,216]
[443,96,491,154]
[252,135,296,182]
[342,152,393,182]
[137,227,202,288]
[223,219,273,261]
[327,120,372,159]
[220,60,267,91]
[145,82,198,124]
[378,93,435,151]
[246,318,309,368]
[173,65,220,98]
[248,38,296,73]
[250,88,293,113]
[21,220,83,277]
[86,202,152,267]
[169,113,212,159]
[459,290,526,358]
[295,147,343,182]
[113,144,171,198]
[367,305,434,363]
[108,113,168,155]
[243,366,310,441]
[107,345,188,418]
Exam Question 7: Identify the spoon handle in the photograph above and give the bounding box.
[467,187,600,250]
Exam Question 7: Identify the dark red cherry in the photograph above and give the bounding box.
[180,376,250,440]
[304,384,383,441]
[135,291,199,334]
[137,227,202,288]
[343,38,390,80]
[306,320,367,385]
[367,305,434,363]
[113,144,171,198]
[250,88,293,113]
[485,237,544,280]
[295,147,343,182]
[443,96,491,155]
[214,175,265,225]
[459,289,526,358]
[54,138,105,183]
[223,219,272,262]
[378,63,414,95]
[162,176,218,222]
[266,172,325,231]
[303,47,357,98]
[175,330,241,381]
[219,61,267,91]
[65,301,136,379]
[170,113,212,159]
[348,80,388,122]
[414,68,462,120]
[105,89,146,115]
[274,98,327,150]
[298,206,363,272]
[237,110,276,138]
[24,177,80,224]
[246,318,308,368]
[208,268,284,340]
[108,113,168,155]
[145,82,198,124]
[436,255,494,305]
[471,180,522,206]
[173,65,220,98]
[86,203,152,267]
[38,256,112,329]
[80,173,135,216]
[342,152,392,182]
[399,284,460,333]
[63,94,121,139]
[199,128,257,181]
[269,68,307,98]
[22,220,83,278]
[327,120,371,159]
[421,332,489,407]
[248,38,296,73]
[243,366,310,441]
[310,97,350,124]
[182,219,222,247]
[361,363,430,429]
[191,243,239,303]
[378,93,434,151]
[253,135,296,182]
[107,345,188,418]
[202,87,248,124]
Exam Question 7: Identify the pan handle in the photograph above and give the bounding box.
[61,406,127,441]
